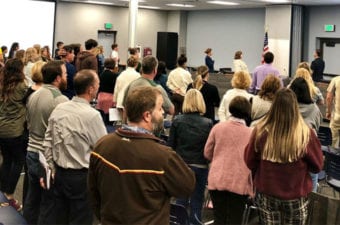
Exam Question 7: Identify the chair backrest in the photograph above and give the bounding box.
[325,151,340,180]
[170,203,189,225]
[307,192,340,225]
[317,126,332,147]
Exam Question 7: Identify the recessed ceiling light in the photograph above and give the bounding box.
[139,5,161,9]
[120,0,146,2]
[207,1,240,6]
[86,0,115,5]
[261,0,291,3]
[166,3,195,8]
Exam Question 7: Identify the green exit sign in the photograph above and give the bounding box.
[104,23,112,30]
[325,24,335,32]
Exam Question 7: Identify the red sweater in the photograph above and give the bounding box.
[244,128,323,200]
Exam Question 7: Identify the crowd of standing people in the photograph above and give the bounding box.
[0,39,331,225]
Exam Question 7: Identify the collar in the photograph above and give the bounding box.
[229,116,246,125]
[121,124,153,135]
[71,96,90,104]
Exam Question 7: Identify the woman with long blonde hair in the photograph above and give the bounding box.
[244,88,323,225]
[293,66,324,105]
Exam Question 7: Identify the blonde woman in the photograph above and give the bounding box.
[168,89,213,224]
[244,88,323,225]
[187,65,220,123]
[294,66,324,105]
[218,70,253,122]
[23,60,46,103]
[23,47,39,86]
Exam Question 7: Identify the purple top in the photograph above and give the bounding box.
[250,63,282,94]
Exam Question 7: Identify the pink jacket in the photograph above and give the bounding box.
[204,119,254,196]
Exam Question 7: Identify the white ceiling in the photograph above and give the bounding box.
[59,0,340,10]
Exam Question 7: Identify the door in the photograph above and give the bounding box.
[97,30,116,58]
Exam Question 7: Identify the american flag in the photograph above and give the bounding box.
[261,31,269,64]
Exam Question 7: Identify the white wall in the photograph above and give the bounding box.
[55,2,168,62]
[186,8,265,72]
[305,6,340,75]
[0,0,55,52]
[265,5,292,76]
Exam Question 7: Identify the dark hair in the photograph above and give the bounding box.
[63,45,73,54]
[229,96,251,126]
[73,69,96,95]
[125,86,161,123]
[104,58,115,69]
[41,60,64,84]
[85,39,98,50]
[56,41,64,48]
[177,54,187,67]
[1,46,7,52]
[290,77,313,104]
[112,44,118,49]
[234,50,242,59]
[155,61,166,80]
[141,56,158,74]
[128,47,137,55]
[70,43,81,56]
[0,58,25,101]
[8,42,19,59]
[263,52,274,64]
[315,49,321,57]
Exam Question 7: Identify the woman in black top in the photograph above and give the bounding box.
[96,58,118,124]
[188,65,220,123]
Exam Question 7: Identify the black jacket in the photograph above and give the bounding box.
[168,113,213,165]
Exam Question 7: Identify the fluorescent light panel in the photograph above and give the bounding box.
[261,0,291,3]
[207,1,239,6]
[139,5,161,9]
[83,0,115,5]
[166,3,195,8]
[120,0,146,2]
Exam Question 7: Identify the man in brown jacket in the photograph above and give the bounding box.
[88,86,195,225]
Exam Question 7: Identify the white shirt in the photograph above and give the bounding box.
[218,88,253,122]
[43,97,107,173]
[113,67,140,108]
[111,50,119,61]
[167,67,193,96]
[233,59,249,73]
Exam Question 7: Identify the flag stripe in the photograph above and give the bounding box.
[261,31,269,64]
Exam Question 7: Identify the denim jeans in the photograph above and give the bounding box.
[54,166,93,225]
[176,165,208,225]
[0,135,26,195]
[310,172,318,192]
[23,151,56,225]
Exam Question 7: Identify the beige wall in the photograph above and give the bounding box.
[55,2,169,62]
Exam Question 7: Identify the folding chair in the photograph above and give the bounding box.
[316,126,332,181]
[317,126,332,152]
[170,203,189,225]
[307,192,340,225]
[323,150,340,197]
[241,201,258,225]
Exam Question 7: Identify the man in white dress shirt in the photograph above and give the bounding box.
[43,69,107,225]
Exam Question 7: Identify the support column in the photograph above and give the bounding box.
[128,0,138,48]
